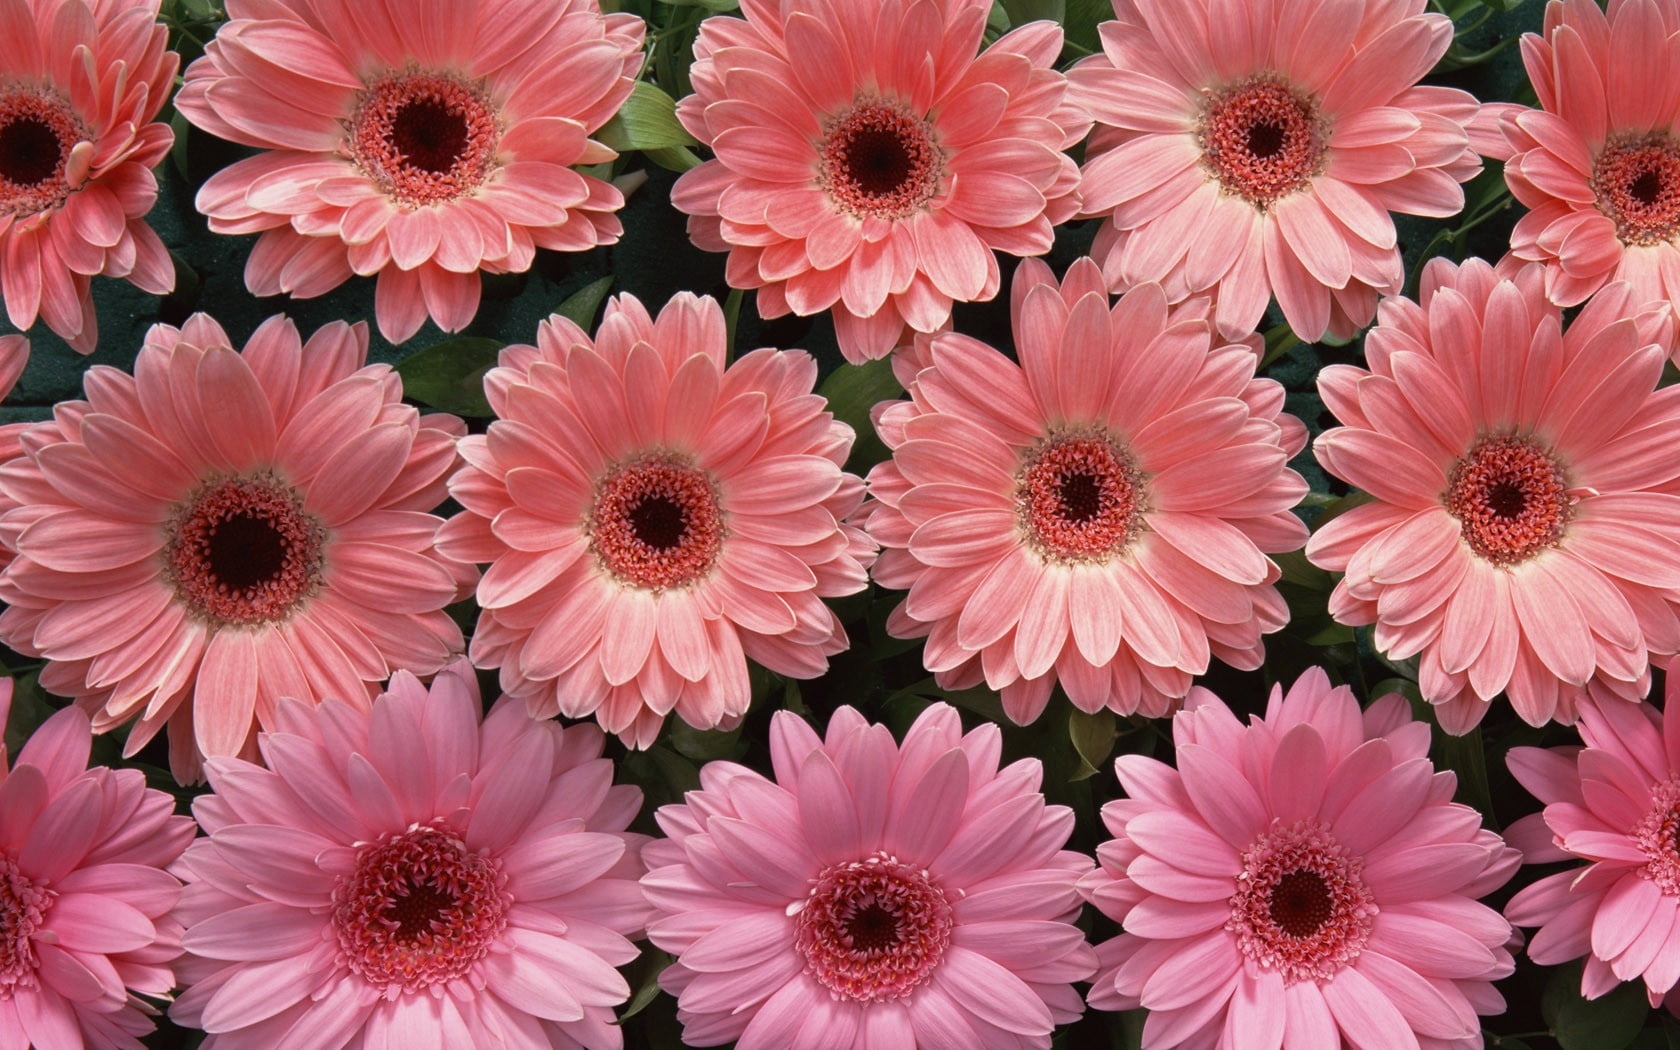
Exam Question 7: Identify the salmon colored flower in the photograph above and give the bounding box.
[671,0,1089,362]
[175,0,644,344]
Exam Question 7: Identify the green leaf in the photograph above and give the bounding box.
[1063,0,1109,51]
[395,336,501,417]
[1068,707,1119,781]
[556,276,614,330]
[597,81,699,153]
[642,145,704,172]
[616,951,673,1023]
[1435,722,1496,822]
[1002,0,1065,23]
[1545,963,1649,1050]
[817,356,902,474]
[656,0,739,9]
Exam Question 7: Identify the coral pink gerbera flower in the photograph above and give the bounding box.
[1083,668,1519,1049]
[174,0,644,344]
[438,291,873,748]
[670,0,1089,363]
[170,660,652,1049]
[0,313,472,781]
[0,679,196,1050]
[1069,0,1501,342]
[642,702,1097,1049]
[1500,0,1680,322]
[0,0,177,352]
[1306,257,1680,732]
[862,257,1308,724]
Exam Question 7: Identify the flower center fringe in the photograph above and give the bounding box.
[1592,133,1680,246]
[818,98,944,220]
[0,90,85,217]
[794,851,953,1002]
[165,473,327,628]
[1636,779,1680,895]
[589,454,724,591]
[1443,435,1571,566]
[0,855,50,997]
[1016,433,1147,563]
[1228,820,1376,985]
[332,825,510,992]
[348,71,500,208]
[1199,76,1325,209]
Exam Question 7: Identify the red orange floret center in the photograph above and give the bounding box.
[1227,820,1377,985]
[794,851,954,1003]
[347,72,500,208]
[164,473,327,628]
[331,825,510,992]
[1592,134,1680,247]
[0,856,49,994]
[1016,433,1147,564]
[0,90,85,217]
[1635,780,1680,895]
[588,454,724,591]
[1443,435,1571,567]
[1198,76,1325,209]
[818,98,945,220]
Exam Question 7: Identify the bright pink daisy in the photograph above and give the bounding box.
[1069,0,1501,342]
[862,257,1308,725]
[1500,0,1680,322]
[0,0,177,352]
[0,312,473,781]
[642,702,1097,1049]
[1504,681,1680,1006]
[1082,668,1519,1049]
[0,679,196,1050]
[438,291,873,748]
[670,0,1089,363]
[174,0,644,344]
[1307,257,1680,732]
[170,660,652,1049]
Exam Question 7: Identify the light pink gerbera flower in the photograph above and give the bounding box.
[670,0,1089,363]
[0,679,196,1050]
[1070,0,1501,342]
[0,313,473,781]
[862,257,1308,725]
[1307,257,1680,732]
[0,0,177,352]
[642,702,1097,1049]
[170,660,652,1049]
[174,0,644,344]
[438,291,873,748]
[1500,0,1680,321]
[1083,668,1519,1049]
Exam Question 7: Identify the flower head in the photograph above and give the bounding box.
[1070,0,1498,341]
[0,313,473,781]
[670,0,1089,362]
[170,661,652,1048]
[0,679,195,1049]
[438,291,874,748]
[862,257,1308,724]
[1307,258,1680,731]
[175,0,645,344]
[1082,668,1519,1048]
[642,702,1097,1049]
[0,0,178,352]
[1500,0,1680,330]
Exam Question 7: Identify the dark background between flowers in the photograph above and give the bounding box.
[2,0,1659,1047]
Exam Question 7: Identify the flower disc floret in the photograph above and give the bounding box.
[794,851,954,1003]
[347,72,500,208]
[1228,821,1378,984]
[1198,76,1325,208]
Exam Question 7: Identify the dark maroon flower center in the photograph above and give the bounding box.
[819,98,944,220]
[1593,134,1680,246]
[349,72,500,207]
[0,90,84,216]
[1229,821,1376,985]
[1199,77,1325,209]
[589,455,724,590]
[0,855,50,993]
[1443,435,1571,566]
[795,852,953,1003]
[1016,433,1147,563]
[166,474,326,627]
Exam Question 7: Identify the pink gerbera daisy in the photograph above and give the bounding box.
[1500,0,1680,321]
[670,0,1089,362]
[641,702,1097,1049]
[1306,257,1680,732]
[1070,0,1500,341]
[0,0,177,352]
[437,291,873,748]
[174,0,644,344]
[1083,668,1519,1049]
[170,660,652,1049]
[0,678,196,1050]
[862,257,1308,724]
[0,312,473,781]
[1505,680,1680,1005]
